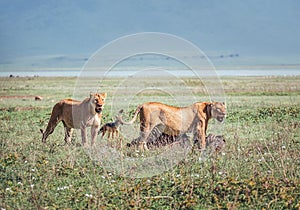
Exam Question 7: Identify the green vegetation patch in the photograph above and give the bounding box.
[227,104,300,123]
[0,76,299,209]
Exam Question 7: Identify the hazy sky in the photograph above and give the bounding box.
[1,0,300,69]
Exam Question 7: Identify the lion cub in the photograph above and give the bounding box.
[40,93,107,146]
[98,110,124,139]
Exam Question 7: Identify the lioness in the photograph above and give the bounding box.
[123,102,226,150]
[40,93,107,146]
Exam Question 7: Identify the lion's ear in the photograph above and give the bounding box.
[101,93,107,99]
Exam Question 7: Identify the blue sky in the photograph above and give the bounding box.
[1,0,300,70]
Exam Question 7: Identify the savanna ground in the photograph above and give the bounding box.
[0,75,299,209]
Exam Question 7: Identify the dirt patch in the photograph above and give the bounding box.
[0,95,43,101]
[0,106,44,112]
[0,95,36,99]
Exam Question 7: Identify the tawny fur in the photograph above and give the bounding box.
[123,102,226,150]
[40,93,107,146]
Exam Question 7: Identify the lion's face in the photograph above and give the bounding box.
[90,93,107,114]
[211,102,226,122]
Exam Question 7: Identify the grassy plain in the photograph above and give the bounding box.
[0,76,300,209]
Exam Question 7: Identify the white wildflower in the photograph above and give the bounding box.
[5,188,12,193]
[57,186,69,191]
[85,194,93,198]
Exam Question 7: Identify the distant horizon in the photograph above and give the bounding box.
[1,66,300,77]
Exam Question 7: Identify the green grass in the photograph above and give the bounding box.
[0,76,300,209]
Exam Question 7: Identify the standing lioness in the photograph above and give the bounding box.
[40,93,107,146]
[124,101,226,150]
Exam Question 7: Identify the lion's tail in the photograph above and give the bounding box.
[120,104,142,125]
